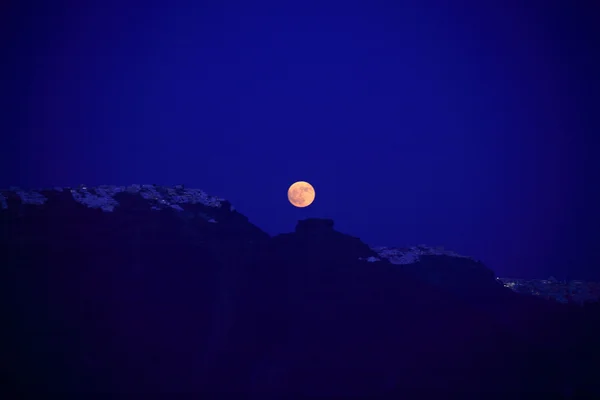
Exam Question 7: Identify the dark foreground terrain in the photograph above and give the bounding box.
[1,185,599,398]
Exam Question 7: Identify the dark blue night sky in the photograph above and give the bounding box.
[3,1,599,280]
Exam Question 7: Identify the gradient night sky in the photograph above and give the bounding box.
[3,1,599,280]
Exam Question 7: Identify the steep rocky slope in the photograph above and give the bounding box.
[1,185,598,397]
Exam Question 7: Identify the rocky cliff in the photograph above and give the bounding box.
[1,185,598,397]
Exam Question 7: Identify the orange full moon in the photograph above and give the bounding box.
[287,181,315,208]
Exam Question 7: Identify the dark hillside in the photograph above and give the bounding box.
[0,186,597,397]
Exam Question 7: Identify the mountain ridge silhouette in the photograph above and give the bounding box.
[1,184,599,397]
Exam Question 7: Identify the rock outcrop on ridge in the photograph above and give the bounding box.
[1,185,599,397]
